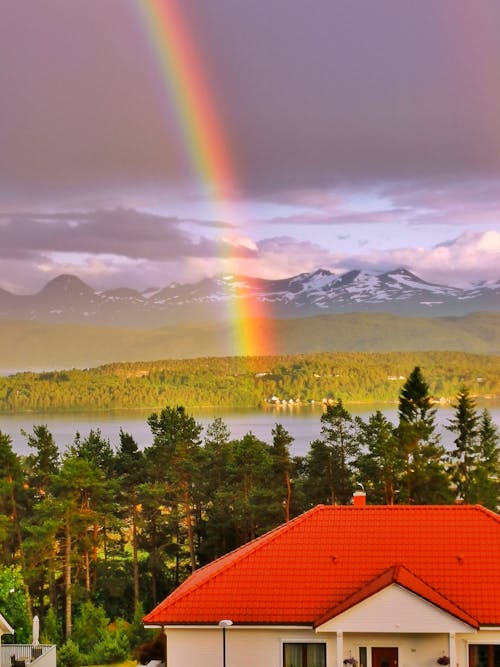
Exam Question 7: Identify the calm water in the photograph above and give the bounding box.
[2,404,499,457]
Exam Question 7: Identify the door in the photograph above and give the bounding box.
[372,647,398,667]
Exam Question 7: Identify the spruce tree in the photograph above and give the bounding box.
[446,387,480,503]
[23,424,60,497]
[473,409,500,510]
[302,400,358,505]
[396,367,450,503]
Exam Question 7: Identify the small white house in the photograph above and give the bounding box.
[144,498,500,667]
[0,614,56,667]
[0,613,14,641]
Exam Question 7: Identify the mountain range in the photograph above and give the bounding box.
[1,268,498,328]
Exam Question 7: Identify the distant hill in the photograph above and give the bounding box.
[1,351,498,411]
[0,311,498,371]
[0,268,498,328]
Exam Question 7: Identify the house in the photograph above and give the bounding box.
[0,614,15,667]
[0,614,56,667]
[143,495,500,667]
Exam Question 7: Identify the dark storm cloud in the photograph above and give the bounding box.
[187,0,500,195]
[0,209,253,261]
[0,1,180,202]
[3,1,500,204]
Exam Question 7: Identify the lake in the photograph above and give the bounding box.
[2,403,499,457]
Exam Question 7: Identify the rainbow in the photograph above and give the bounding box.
[130,0,272,357]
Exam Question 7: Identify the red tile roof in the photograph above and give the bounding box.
[143,504,500,627]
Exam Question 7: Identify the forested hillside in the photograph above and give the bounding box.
[0,310,498,370]
[0,351,498,411]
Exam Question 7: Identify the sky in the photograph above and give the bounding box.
[1,0,500,294]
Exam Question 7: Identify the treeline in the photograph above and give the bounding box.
[0,368,498,666]
[1,351,499,411]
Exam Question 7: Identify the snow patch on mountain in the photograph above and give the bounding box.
[0,268,497,326]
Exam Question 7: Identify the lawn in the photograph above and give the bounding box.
[83,661,137,667]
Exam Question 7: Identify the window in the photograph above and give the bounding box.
[469,644,500,667]
[283,643,326,667]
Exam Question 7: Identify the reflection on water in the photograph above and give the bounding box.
[2,403,499,457]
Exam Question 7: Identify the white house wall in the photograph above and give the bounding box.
[332,631,500,667]
[163,626,500,667]
[340,632,458,667]
[316,585,474,634]
[164,627,334,667]
[455,629,500,666]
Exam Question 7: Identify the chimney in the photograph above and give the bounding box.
[353,491,366,507]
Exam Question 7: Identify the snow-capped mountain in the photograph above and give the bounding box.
[0,269,498,327]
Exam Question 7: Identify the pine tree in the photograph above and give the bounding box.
[145,406,204,573]
[0,431,31,613]
[271,424,294,521]
[49,455,110,638]
[0,431,24,563]
[302,400,358,505]
[355,411,403,504]
[200,418,235,562]
[227,433,274,543]
[114,430,145,612]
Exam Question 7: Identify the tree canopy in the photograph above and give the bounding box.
[0,366,498,666]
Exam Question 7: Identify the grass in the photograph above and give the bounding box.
[82,660,136,667]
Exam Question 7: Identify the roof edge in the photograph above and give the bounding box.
[144,505,327,624]
[0,612,15,635]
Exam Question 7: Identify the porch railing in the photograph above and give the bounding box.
[0,645,56,667]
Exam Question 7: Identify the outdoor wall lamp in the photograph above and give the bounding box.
[218,619,233,667]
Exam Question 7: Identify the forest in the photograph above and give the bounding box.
[0,367,499,666]
[0,350,499,411]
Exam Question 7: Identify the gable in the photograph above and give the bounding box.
[316,584,476,633]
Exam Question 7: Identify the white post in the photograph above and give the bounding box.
[337,631,344,667]
[449,632,456,667]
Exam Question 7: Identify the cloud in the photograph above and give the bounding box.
[380,179,500,226]
[248,237,341,279]
[1,220,496,294]
[1,3,500,294]
[3,1,500,206]
[0,209,232,261]
[342,230,500,287]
